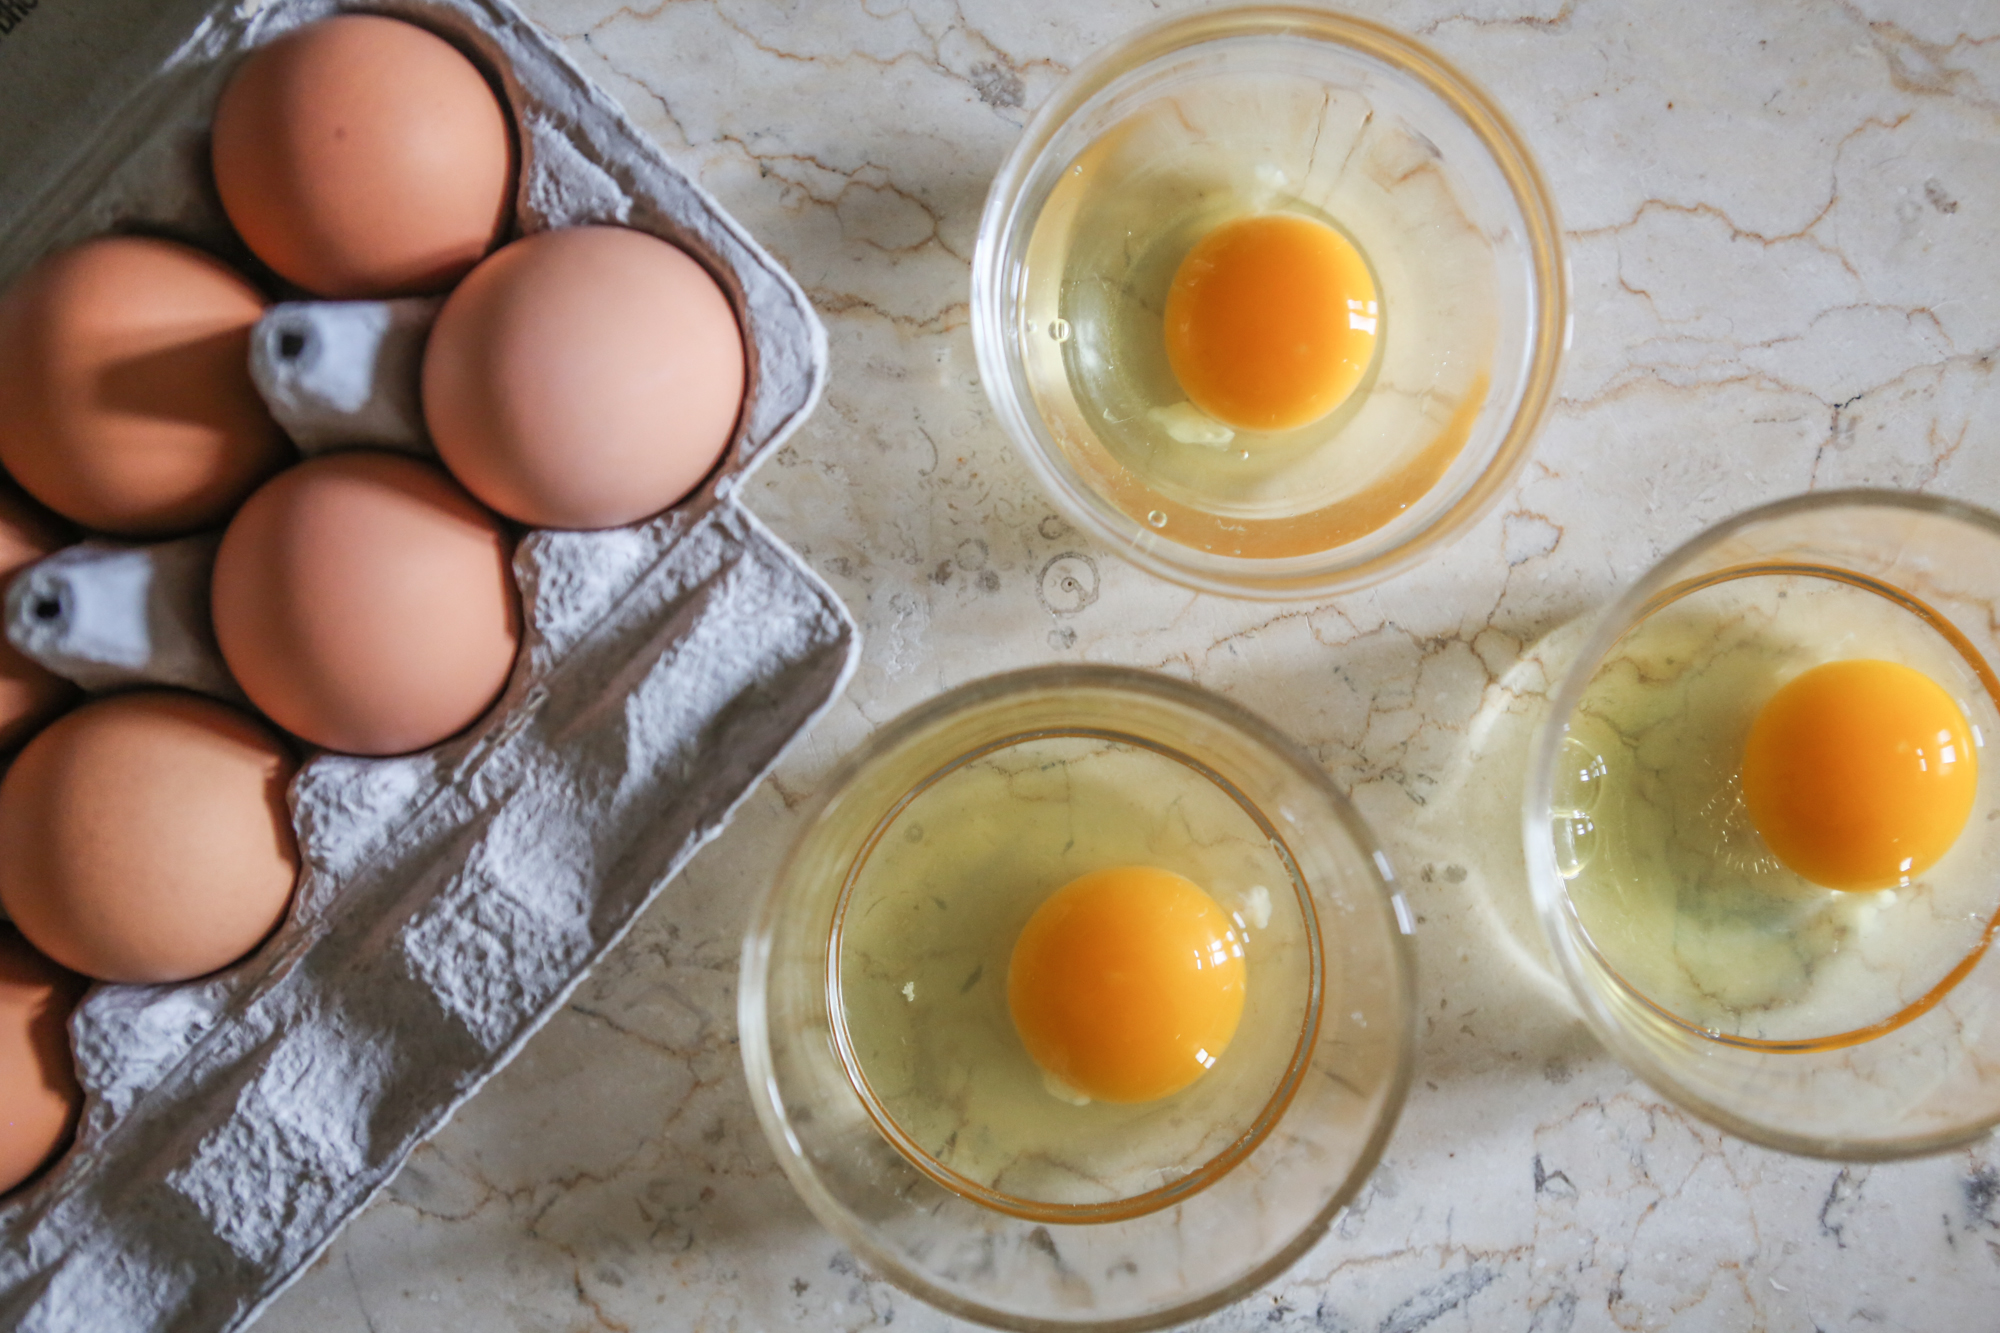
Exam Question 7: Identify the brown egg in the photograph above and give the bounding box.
[0,927,85,1198]
[0,236,288,536]
[211,14,516,298]
[211,452,520,756]
[0,692,298,985]
[0,487,76,750]
[423,226,745,530]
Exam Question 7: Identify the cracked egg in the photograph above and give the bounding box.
[744,665,1416,1328]
[1550,563,2000,1051]
[829,728,1307,1219]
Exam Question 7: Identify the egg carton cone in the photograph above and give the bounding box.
[249,297,444,454]
[4,532,244,701]
[0,2,857,1331]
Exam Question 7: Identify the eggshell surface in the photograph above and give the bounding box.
[423,225,745,529]
[0,928,85,1197]
[0,488,75,750]
[211,451,520,756]
[0,692,299,985]
[210,14,516,298]
[0,236,287,536]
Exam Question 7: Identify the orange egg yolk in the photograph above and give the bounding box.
[1006,865,1246,1104]
[1740,659,1979,891]
[1163,212,1379,434]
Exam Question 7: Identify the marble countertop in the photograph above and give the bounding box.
[258,1,2000,1329]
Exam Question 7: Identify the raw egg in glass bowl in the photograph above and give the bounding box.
[972,7,1566,599]
[742,666,1415,1329]
[1528,491,2000,1158]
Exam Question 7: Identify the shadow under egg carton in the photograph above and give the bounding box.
[0,2,857,1330]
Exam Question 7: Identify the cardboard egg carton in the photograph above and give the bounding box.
[0,2,858,1330]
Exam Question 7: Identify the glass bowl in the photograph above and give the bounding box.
[1526,491,2000,1158]
[741,665,1415,1329]
[971,7,1567,600]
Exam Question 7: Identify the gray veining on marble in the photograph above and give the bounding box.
[256,2,2000,1330]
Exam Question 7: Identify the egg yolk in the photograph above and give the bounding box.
[1740,659,1979,891]
[1163,212,1379,434]
[1006,865,1246,1104]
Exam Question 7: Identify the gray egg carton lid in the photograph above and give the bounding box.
[0,2,858,1331]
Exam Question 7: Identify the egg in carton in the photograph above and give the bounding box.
[0,2,858,1330]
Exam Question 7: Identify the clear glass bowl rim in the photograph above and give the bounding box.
[1523,487,2000,1161]
[970,4,1570,601]
[740,663,1419,1330]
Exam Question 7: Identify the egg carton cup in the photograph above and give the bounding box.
[0,3,857,1331]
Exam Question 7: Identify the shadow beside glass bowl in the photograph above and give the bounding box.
[742,665,1415,1330]
[1527,491,2000,1159]
[972,6,1567,600]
